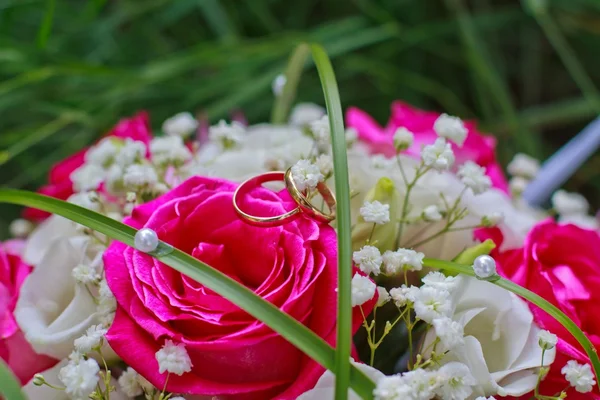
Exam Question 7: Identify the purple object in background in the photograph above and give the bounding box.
[523,116,600,207]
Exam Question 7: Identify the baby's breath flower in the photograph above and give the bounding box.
[9,218,33,238]
[562,360,595,393]
[433,113,468,146]
[360,201,390,225]
[507,153,540,178]
[353,245,383,276]
[150,136,192,166]
[435,362,477,400]
[382,248,424,274]
[458,161,492,195]
[551,190,589,216]
[389,285,419,308]
[315,153,333,175]
[370,154,395,169]
[422,271,458,292]
[290,159,324,191]
[156,340,193,375]
[538,329,558,350]
[72,262,101,284]
[70,164,105,192]
[123,164,158,190]
[162,112,198,138]
[118,367,143,397]
[73,325,107,353]
[376,287,390,307]
[421,138,455,171]
[289,103,325,127]
[481,212,504,227]
[272,74,287,96]
[345,127,358,146]
[310,115,330,145]
[85,138,119,167]
[58,358,100,400]
[432,317,465,350]
[509,176,529,195]
[209,120,245,148]
[393,127,414,152]
[115,138,146,167]
[422,205,442,222]
[412,286,452,323]
[351,273,376,307]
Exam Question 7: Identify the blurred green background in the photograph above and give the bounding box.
[1,0,599,236]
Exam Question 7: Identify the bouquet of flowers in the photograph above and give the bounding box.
[1,45,599,400]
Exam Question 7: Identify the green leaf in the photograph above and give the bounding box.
[0,358,25,400]
[310,43,353,400]
[37,0,56,49]
[271,43,311,124]
[423,257,600,389]
[0,189,376,400]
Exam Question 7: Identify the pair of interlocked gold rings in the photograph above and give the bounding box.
[233,168,336,226]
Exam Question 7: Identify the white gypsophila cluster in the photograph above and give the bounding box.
[115,138,146,168]
[73,324,107,353]
[71,251,103,284]
[58,358,100,400]
[551,190,589,216]
[272,74,287,96]
[70,164,105,192]
[421,271,458,292]
[156,340,193,376]
[507,153,540,179]
[162,112,198,138]
[290,159,325,191]
[123,164,158,190]
[389,285,417,308]
[435,362,477,399]
[376,287,391,307]
[457,161,492,195]
[209,120,245,148]
[432,317,465,350]
[310,115,331,147]
[422,205,442,222]
[289,103,326,127]
[9,218,33,238]
[412,285,453,324]
[351,273,377,307]
[353,245,383,276]
[360,200,391,225]
[562,360,596,393]
[315,153,333,176]
[150,136,192,166]
[421,138,455,171]
[480,212,504,227]
[85,138,119,167]
[393,127,414,151]
[537,329,558,350]
[98,278,117,326]
[118,367,144,397]
[370,154,395,169]
[345,127,359,146]
[509,176,529,195]
[382,248,424,274]
[433,114,468,147]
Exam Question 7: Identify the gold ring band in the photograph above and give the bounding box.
[284,168,336,223]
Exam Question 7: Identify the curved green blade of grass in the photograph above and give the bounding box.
[424,257,600,389]
[0,189,377,400]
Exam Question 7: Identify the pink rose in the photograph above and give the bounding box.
[104,176,375,399]
[477,221,600,399]
[0,242,57,384]
[23,111,153,221]
[346,101,509,193]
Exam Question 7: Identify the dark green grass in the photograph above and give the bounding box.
[1,0,599,237]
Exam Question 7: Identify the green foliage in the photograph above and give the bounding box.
[1,0,600,236]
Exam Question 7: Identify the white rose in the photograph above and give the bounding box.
[297,361,385,400]
[423,276,556,398]
[24,360,129,400]
[15,216,107,359]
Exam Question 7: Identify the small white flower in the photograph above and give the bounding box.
[310,115,330,145]
[507,153,540,178]
[162,112,198,138]
[432,317,465,350]
[551,190,589,216]
[70,164,105,192]
[150,136,192,166]
[376,287,390,307]
[118,367,143,397]
[351,273,376,307]
[73,324,107,353]
[433,113,468,146]
[209,120,245,148]
[393,127,414,151]
[58,358,100,400]
[115,138,146,167]
[373,375,403,400]
[353,245,383,276]
[272,74,287,96]
[9,218,33,238]
[389,285,417,308]
[435,362,477,400]
[71,262,101,284]
[370,154,395,169]
[289,103,326,127]
[98,279,116,325]
[537,329,558,350]
[382,249,424,274]
[422,271,458,292]
[315,153,333,175]
[123,164,158,190]
[422,205,442,222]
[412,286,452,323]
[509,176,529,195]
[458,161,492,195]
[170,397,186,400]
[561,360,596,393]
[481,212,504,227]
[360,201,390,225]
[155,340,193,376]
[398,368,439,399]
[290,159,324,191]
[85,138,119,168]
[421,138,455,171]
[472,255,497,279]
[345,127,359,145]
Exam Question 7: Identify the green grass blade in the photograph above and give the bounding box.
[271,43,311,124]
[310,43,353,400]
[423,257,600,390]
[37,0,56,49]
[0,358,25,400]
[0,189,376,400]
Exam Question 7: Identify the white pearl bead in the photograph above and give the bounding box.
[473,255,497,278]
[134,228,159,253]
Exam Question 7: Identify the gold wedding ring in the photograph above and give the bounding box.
[233,168,336,227]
